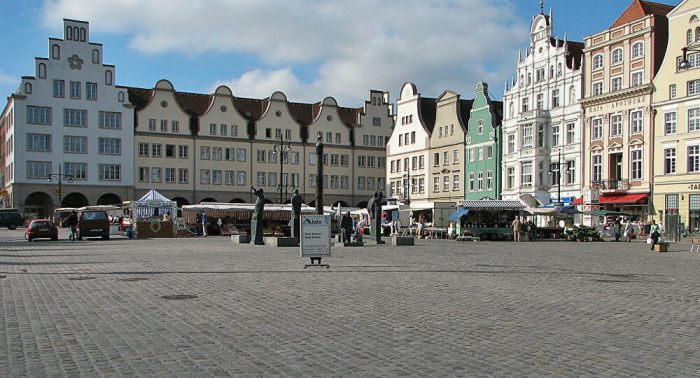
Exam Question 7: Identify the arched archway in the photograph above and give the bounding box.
[24,191,53,218]
[356,201,368,208]
[333,200,349,207]
[172,197,190,206]
[97,193,122,205]
[200,197,218,203]
[229,198,246,203]
[62,192,89,208]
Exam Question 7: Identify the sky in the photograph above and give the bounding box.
[0,0,680,108]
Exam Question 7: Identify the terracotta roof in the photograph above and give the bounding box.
[287,102,313,125]
[233,97,265,121]
[338,107,360,127]
[127,87,153,112]
[610,0,675,28]
[566,41,585,70]
[174,91,211,117]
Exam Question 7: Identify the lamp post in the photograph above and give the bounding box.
[272,134,293,204]
[678,42,700,70]
[403,168,411,205]
[547,150,569,206]
[46,163,73,207]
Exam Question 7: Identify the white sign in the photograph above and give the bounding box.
[583,189,600,204]
[300,214,331,258]
[147,199,163,207]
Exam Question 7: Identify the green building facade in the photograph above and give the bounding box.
[463,82,503,201]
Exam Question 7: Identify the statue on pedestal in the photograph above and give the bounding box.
[367,190,384,242]
[251,186,265,245]
[290,189,303,241]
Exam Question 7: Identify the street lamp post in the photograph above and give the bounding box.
[403,169,411,205]
[272,134,293,203]
[46,163,73,207]
[547,150,569,206]
[678,42,700,70]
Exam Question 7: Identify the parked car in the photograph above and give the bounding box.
[0,210,24,230]
[25,219,59,241]
[76,210,110,240]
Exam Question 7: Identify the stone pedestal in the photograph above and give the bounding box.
[231,234,250,244]
[263,236,298,247]
[392,236,414,246]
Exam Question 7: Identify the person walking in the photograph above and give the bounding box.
[65,211,78,241]
[217,218,223,235]
[649,219,661,250]
[623,220,632,242]
[512,216,522,242]
[201,212,208,236]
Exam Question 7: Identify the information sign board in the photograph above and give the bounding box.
[300,214,331,258]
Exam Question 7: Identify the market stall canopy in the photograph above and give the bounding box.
[448,207,470,221]
[571,193,648,205]
[581,210,631,217]
[459,199,526,210]
[554,206,581,214]
[126,189,177,219]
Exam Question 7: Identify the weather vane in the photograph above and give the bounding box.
[540,1,544,14]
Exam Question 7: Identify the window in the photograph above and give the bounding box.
[689,79,700,96]
[521,161,533,186]
[160,120,168,132]
[478,147,484,161]
[690,108,700,132]
[98,164,121,181]
[551,89,560,108]
[419,156,425,169]
[92,49,100,64]
[521,124,533,148]
[443,151,449,165]
[486,145,493,159]
[27,134,51,151]
[443,176,450,191]
[611,77,623,92]
[237,149,246,162]
[566,160,575,185]
[477,172,483,191]
[256,172,266,186]
[592,118,603,140]
[165,145,175,158]
[98,138,121,155]
[138,143,149,157]
[152,168,162,183]
[237,171,246,185]
[665,148,676,174]
[225,171,235,185]
[286,129,292,140]
[507,134,515,153]
[64,109,87,127]
[410,131,415,144]
[86,83,97,100]
[665,112,677,135]
[210,123,217,135]
[433,177,440,192]
[231,125,238,136]
[148,119,156,131]
[592,154,602,182]
[378,157,385,168]
[178,145,189,159]
[536,93,543,110]
[630,147,643,180]
[477,120,484,135]
[139,167,149,183]
[326,132,332,143]
[357,176,364,190]
[212,147,222,161]
[536,67,545,82]
[63,136,87,154]
[52,44,60,59]
[38,63,46,78]
[507,167,515,189]
[165,168,175,183]
[537,124,545,148]
[267,172,277,188]
[670,84,677,100]
[593,54,604,70]
[70,81,81,99]
[225,148,235,161]
[105,70,113,85]
[201,147,210,160]
[256,150,266,163]
[27,161,51,179]
[552,124,560,146]
[631,41,644,59]
[404,134,409,145]
[469,148,475,162]
[27,106,51,124]
[179,169,189,184]
[689,145,700,172]
[611,48,623,65]
[592,82,603,96]
[330,154,339,166]
[373,117,381,126]
[630,110,643,134]
[433,152,440,166]
[152,144,162,158]
[486,171,493,190]
[358,155,366,167]
[631,71,643,87]
[454,149,460,164]
[210,170,221,185]
[331,175,339,189]
[611,114,622,137]
[171,121,179,133]
[340,154,349,167]
[522,97,529,112]
[335,133,341,144]
[341,175,349,189]
[99,112,121,129]
[54,80,64,97]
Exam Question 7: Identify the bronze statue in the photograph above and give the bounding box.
[251,186,265,245]
[290,189,303,241]
[367,190,384,242]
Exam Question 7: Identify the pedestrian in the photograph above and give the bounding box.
[65,211,78,241]
[649,219,661,250]
[195,212,202,235]
[202,212,208,236]
[623,219,632,242]
[512,216,522,242]
[217,218,223,235]
[529,220,538,241]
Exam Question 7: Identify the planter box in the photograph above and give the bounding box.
[654,244,669,252]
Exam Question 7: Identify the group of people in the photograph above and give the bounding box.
[511,216,538,242]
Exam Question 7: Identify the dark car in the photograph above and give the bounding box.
[25,219,59,241]
[76,210,110,240]
[0,210,24,230]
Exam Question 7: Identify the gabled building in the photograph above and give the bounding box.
[464,83,503,201]
[501,6,584,208]
[651,0,700,233]
[1,19,134,216]
[578,0,673,218]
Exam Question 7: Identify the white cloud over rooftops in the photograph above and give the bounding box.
[41,0,528,104]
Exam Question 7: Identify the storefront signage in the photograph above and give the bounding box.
[300,214,331,258]
[587,96,646,114]
[689,184,700,190]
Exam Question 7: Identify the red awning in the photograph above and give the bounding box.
[571,193,648,205]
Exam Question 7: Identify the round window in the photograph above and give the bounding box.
[161,100,168,108]
[220,105,228,113]
[327,115,333,121]
[275,110,282,117]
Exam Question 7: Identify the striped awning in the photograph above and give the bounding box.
[459,200,525,210]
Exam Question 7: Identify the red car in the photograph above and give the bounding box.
[25,219,59,242]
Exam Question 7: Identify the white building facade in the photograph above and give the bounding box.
[0,19,134,216]
[501,8,584,207]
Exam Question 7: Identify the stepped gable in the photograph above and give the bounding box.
[610,0,675,28]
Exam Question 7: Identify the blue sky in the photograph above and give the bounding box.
[0,0,679,107]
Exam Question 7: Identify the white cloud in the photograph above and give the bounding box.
[41,0,529,104]
[0,71,17,85]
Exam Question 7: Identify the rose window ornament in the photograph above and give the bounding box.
[67,54,84,70]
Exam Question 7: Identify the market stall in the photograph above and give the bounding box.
[123,189,178,238]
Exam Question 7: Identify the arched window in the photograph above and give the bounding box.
[105,70,113,85]
[611,48,623,65]
[691,15,699,23]
[38,63,46,79]
[80,28,86,42]
[66,26,73,40]
[118,92,125,102]
[593,54,604,70]
[631,41,644,59]
[25,83,32,94]
[52,44,60,59]
[696,27,700,42]
[689,29,694,45]
[92,49,100,64]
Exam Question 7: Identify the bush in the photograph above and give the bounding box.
[572,225,602,241]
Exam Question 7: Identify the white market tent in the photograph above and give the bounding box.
[125,189,178,219]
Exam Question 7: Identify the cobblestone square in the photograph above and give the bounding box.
[2,230,700,377]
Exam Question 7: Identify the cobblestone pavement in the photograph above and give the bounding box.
[2,229,700,377]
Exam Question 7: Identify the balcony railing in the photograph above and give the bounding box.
[521,109,550,119]
[590,179,629,192]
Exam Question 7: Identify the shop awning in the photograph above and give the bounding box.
[459,200,525,210]
[448,207,469,221]
[571,193,648,205]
